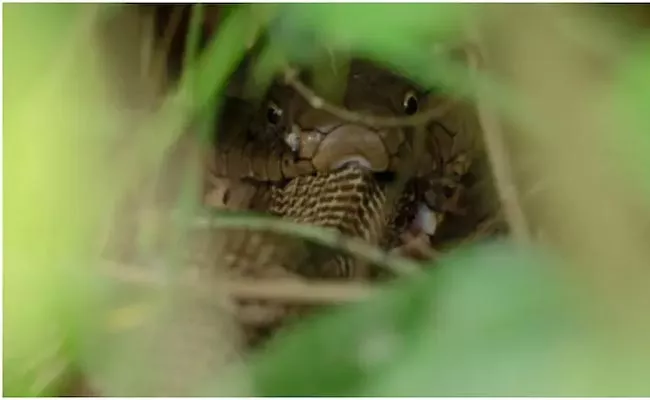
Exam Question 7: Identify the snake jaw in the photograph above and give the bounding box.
[309,125,390,172]
[331,156,372,170]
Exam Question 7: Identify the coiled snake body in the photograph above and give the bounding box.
[196,58,486,347]
[204,59,480,275]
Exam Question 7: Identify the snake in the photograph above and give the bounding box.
[145,6,484,273]
[206,57,485,246]
[186,55,493,348]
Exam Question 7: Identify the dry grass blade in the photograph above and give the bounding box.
[101,261,375,304]
[192,212,423,276]
[465,22,531,245]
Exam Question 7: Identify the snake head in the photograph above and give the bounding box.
[213,58,458,183]
[277,60,445,175]
[285,116,395,172]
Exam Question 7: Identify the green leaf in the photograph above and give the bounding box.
[612,39,650,195]
[249,240,593,396]
[274,4,467,52]
[4,4,113,396]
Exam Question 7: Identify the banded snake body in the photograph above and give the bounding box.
[202,58,485,276]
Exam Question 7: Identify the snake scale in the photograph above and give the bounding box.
[204,62,455,261]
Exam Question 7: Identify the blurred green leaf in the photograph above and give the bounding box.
[274,4,468,54]
[613,40,650,195]
[117,5,275,196]
[250,241,593,396]
[4,4,112,396]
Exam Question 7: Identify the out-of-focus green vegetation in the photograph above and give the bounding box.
[251,241,580,396]
[4,4,109,396]
[4,3,650,396]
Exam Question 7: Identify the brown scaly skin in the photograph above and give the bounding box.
[212,59,450,181]
[207,60,482,241]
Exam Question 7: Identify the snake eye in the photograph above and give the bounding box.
[267,102,283,125]
[402,91,419,115]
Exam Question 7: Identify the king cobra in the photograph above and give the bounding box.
[202,58,483,269]
[190,56,491,348]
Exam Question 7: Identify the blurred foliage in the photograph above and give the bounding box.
[251,241,582,396]
[4,3,112,396]
[614,41,650,195]
[4,2,650,397]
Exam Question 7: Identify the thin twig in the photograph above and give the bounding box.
[283,67,458,128]
[228,279,374,304]
[101,260,375,304]
[192,211,423,276]
[465,26,531,245]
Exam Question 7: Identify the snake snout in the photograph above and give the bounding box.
[292,124,392,173]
